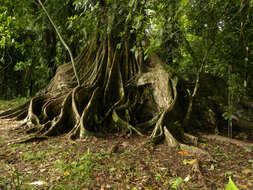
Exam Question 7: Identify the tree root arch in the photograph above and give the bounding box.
[1,41,187,145]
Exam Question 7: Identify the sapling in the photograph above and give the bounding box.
[222,65,239,138]
[228,65,233,138]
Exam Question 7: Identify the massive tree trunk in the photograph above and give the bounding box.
[2,38,252,145]
[0,39,184,144]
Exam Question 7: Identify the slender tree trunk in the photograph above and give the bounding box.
[183,41,215,126]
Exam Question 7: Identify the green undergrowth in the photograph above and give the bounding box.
[1,144,107,189]
[1,139,246,190]
[0,97,29,111]
[0,140,195,190]
[51,148,106,189]
[0,101,250,189]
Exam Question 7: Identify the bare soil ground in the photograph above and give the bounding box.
[0,111,253,189]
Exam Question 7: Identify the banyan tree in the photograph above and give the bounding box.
[0,0,222,149]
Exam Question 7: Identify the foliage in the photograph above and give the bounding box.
[222,67,243,120]
[0,97,28,110]
[1,0,253,100]
[225,176,239,190]
[53,148,104,186]
[11,170,21,190]
[0,0,253,157]
[169,177,184,189]
[0,0,81,98]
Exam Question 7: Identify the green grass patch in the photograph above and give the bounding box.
[22,150,47,163]
[53,149,105,187]
[0,97,28,110]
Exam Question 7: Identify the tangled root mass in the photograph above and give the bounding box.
[0,40,184,144]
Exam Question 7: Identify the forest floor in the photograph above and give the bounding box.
[0,100,253,190]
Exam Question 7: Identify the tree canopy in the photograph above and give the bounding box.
[1,0,252,95]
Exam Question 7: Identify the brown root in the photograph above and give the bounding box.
[201,134,253,147]
[1,41,187,146]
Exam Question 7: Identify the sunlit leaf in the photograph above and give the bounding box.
[183,159,196,165]
[225,176,239,190]
[208,164,214,171]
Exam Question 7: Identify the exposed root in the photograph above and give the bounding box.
[201,134,253,147]
[191,159,209,190]
[164,126,179,147]
[112,109,144,136]
[2,40,193,148]
[150,111,166,144]
[136,114,160,130]
[179,144,211,158]
[0,102,29,119]
[79,87,102,138]
[183,133,198,146]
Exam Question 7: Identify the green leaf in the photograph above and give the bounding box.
[186,89,191,95]
[183,159,196,165]
[225,176,239,190]
[208,164,214,171]
[230,115,238,121]
[72,1,78,6]
[116,43,121,50]
[128,0,135,7]
[225,171,233,177]
[181,0,188,7]
[170,177,184,189]
[109,167,117,172]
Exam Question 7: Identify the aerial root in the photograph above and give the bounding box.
[150,111,166,144]
[15,110,27,121]
[0,101,29,118]
[1,109,23,119]
[1,42,208,153]
[149,110,211,157]
[164,126,179,147]
[135,114,160,129]
[79,87,102,138]
[6,134,48,144]
[112,109,143,136]
[42,92,72,136]
[41,96,65,121]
